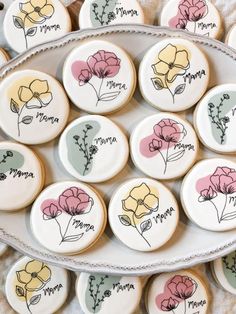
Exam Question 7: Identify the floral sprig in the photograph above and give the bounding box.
[151,44,190,103]
[0,150,14,181]
[92,0,116,26]
[222,252,236,276]
[73,124,98,176]
[15,260,51,314]
[13,0,55,49]
[208,93,231,144]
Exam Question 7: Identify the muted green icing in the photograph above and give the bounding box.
[222,251,236,289]
[208,91,236,145]
[66,121,101,176]
[0,150,24,177]
[90,0,117,27]
[85,274,122,313]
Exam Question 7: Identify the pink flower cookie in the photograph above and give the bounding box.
[63,40,136,114]
[30,181,107,255]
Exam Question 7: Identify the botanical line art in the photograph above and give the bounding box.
[151,44,190,103]
[72,50,121,107]
[170,0,209,34]
[223,252,236,276]
[13,0,55,49]
[73,124,99,176]
[42,187,94,244]
[141,119,187,174]
[208,93,231,145]
[10,79,53,137]
[91,0,117,26]
[156,275,198,314]
[0,150,14,181]
[198,167,236,223]
[15,259,51,314]
[119,183,159,247]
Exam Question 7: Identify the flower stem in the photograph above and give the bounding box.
[184,300,186,314]
[220,194,228,222]
[25,290,32,314]
[54,218,63,240]
[132,213,151,247]
[209,200,221,223]
[193,21,197,33]
[23,14,29,49]
[165,75,175,104]
[164,142,170,174]
[17,102,27,137]
[60,216,73,244]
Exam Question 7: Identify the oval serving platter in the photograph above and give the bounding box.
[0,25,236,276]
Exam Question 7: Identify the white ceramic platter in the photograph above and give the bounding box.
[1,25,236,276]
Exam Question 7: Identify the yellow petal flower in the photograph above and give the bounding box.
[18,86,33,102]
[31,0,47,8]
[37,266,51,283]
[167,66,186,83]
[135,204,151,218]
[16,270,32,284]
[39,92,53,106]
[40,4,55,18]
[130,183,150,201]
[20,2,34,14]
[30,79,49,94]
[27,11,46,24]
[25,260,43,274]
[152,61,169,76]
[25,277,45,292]
[158,44,177,64]
[122,196,137,212]
[174,50,190,69]
[144,194,159,210]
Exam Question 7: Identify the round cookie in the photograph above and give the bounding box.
[108,178,179,252]
[30,181,107,255]
[146,270,209,314]
[194,84,236,154]
[181,158,236,232]
[130,113,199,180]
[3,0,71,53]
[160,0,223,39]
[59,115,129,183]
[0,70,70,145]
[76,272,142,314]
[139,38,210,112]
[79,0,145,29]
[0,242,7,256]
[5,256,69,314]
[226,24,236,50]
[0,141,45,211]
[211,251,236,295]
[63,40,136,114]
[0,48,10,67]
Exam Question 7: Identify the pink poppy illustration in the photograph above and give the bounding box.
[41,187,94,244]
[197,167,236,223]
[167,275,197,300]
[160,297,179,312]
[140,119,187,174]
[71,50,121,107]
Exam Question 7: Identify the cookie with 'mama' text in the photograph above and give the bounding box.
[5,256,69,314]
[160,0,223,39]
[0,70,70,145]
[146,269,209,314]
[79,0,145,29]
[0,141,45,211]
[76,272,142,314]
[211,250,236,295]
[0,48,10,67]
[30,181,107,255]
[3,0,71,53]
[59,115,129,183]
[181,158,236,231]
[63,40,136,114]
[226,24,236,51]
[109,178,179,252]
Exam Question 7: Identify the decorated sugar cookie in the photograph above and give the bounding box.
[30,181,107,255]
[0,242,7,256]
[146,270,209,314]
[5,257,69,314]
[226,24,236,50]
[0,70,70,145]
[108,178,179,252]
[0,142,44,211]
[130,113,199,180]
[194,84,236,154]
[211,250,236,295]
[59,115,129,183]
[3,0,71,53]
[181,158,236,231]
[139,38,210,112]
[76,273,142,314]
[79,0,145,29]
[63,40,136,114]
[0,48,10,67]
[160,0,223,39]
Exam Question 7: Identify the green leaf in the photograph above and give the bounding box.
[63,234,84,242]
[174,84,186,95]
[99,91,120,101]
[151,77,164,90]
[29,294,41,305]
[21,116,33,125]
[167,150,185,162]
[10,99,19,114]
[26,27,37,37]
[13,16,24,29]
[140,219,152,233]
[118,215,131,226]
[16,285,24,297]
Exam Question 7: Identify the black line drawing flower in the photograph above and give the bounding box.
[151,44,190,103]
[91,0,117,26]
[0,150,14,181]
